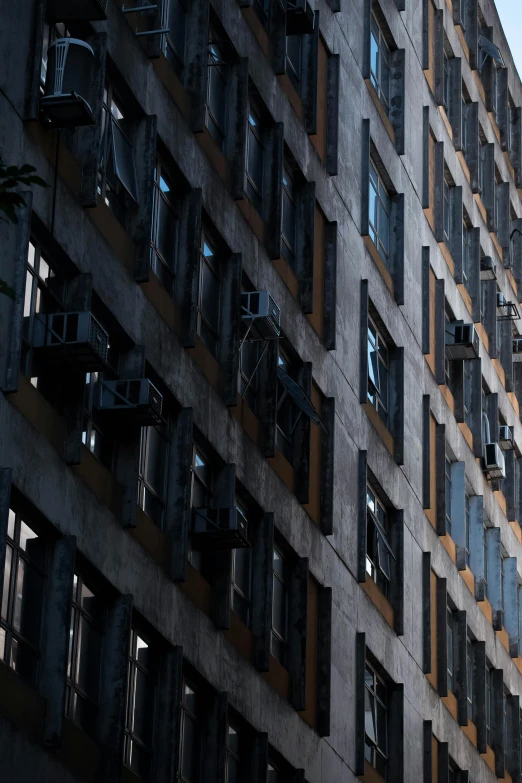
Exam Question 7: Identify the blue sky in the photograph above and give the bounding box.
[496,0,522,77]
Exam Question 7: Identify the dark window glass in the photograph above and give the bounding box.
[179,678,200,782]
[165,0,187,74]
[66,574,104,737]
[370,13,390,115]
[271,545,288,666]
[0,509,47,687]
[364,662,388,779]
[276,352,302,463]
[197,234,221,357]
[82,371,114,472]
[246,110,264,214]
[467,637,473,721]
[367,316,389,427]
[226,722,242,783]
[368,159,391,266]
[151,161,179,290]
[139,424,169,528]
[231,504,251,625]
[447,607,455,692]
[206,36,228,148]
[286,35,302,90]
[124,630,156,779]
[445,455,452,536]
[282,164,297,267]
[366,487,391,596]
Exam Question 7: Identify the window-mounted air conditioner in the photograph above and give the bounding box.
[241,291,281,338]
[483,443,506,480]
[499,425,514,451]
[41,38,96,127]
[192,507,250,550]
[95,379,163,425]
[285,0,315,35]
[445,323,480,360]
[45,0,108,22]
[32,311,109,370]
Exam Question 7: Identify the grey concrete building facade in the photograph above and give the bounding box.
[2,0,522,781]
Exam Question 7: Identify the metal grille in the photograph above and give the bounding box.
[88,314,109,362]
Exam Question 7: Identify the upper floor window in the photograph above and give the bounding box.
[366,486,391,595]
[446,606,456,692]
[197,232,221,357]
[226,721,242,782]
[164,0,187,75]
[124,629,156,779]
[281,163,297,267]
[483,520,489,599]
[443,176,452,243]
[206,33,228,149]
[83,372,115,472]
[463,221,472,287]
[179,677,200,782]
[464,493,471,567]
[22,240,58,377]
[369,158,391,266]
[189,444,214,576]
[466,635,474,721]
[66,573,105,736]
[370,12,390,116]
[151,160,179,290]
[271,545,288,666]
[445,453,452,537]
[364,660,388,778]
[98,83,139,223]
[138,423,169,529]
[276,351,302,463]
[463,360,472,430]
[367,315,389,427]
[1,508,47,688]
[231,503,251,626]
[286,34,303,91]
[486,663,493,747]
[443,50,451,113]
[245,108,264,215]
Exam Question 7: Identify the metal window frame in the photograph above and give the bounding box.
[196,232,222,353]
[179,675,200,783]
[206,33,229,146]
[138,423,170,527]
[0,509,47,679]
[150,159,179,284]
[245,107,265,208]
[365,486,394,588]
[364,660,388,773]
[367,314,390,423]
[271,544,288,663]
[281,162,297,262]
[370,12,391,115]
[124,628,156,773]
[368,158,391,264]
[231,504,252,624]
[163,0,188,71]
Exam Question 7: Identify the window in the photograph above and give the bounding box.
[245,108,264,214]
[271,545,288,666]
[478,137,487,195]
[253,0,270,26]
[281,163,297,267]
[462,96,470,158]
[66,574,105,736]
[267,762,279,782]
[364,661,388,778]
[21,239,58,377]
[164,0,187,75]
[197,233,221,357]
[206,33,228,149]
[231,503,251,626]
[462,221,472,287]
[370,12,391,116]
[226,721,242,783]
[138,424,169,528]
[366,486,392,596]
[501,554,506,619]
[369,158,391,265]
[464,493,471,567]
[286,34,302,91]
[98,82,138,223]
[179,677,200,782]
[463,360,472,430]
[238,331,260,414]
[276,351,301,463]
[150,160,179,289]
[466,636,473,721]
[443,51,451,112]
[0,508,47,687]
[447,606,456,692]
[189,445,213,574]
[448,761,459,783]
[443,177,451,243]
[124,629,156,779]
[486,664,492,747]
[445,454,452,537]
[367,315,389,427]
[82,372,114,472]
[484,520,489,599]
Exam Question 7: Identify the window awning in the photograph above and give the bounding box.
[110,119,139,204]
[277,367,325,429]
[478,34,504,66]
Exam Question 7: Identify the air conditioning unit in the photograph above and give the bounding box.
[95,379,163,425]
[32,311,109,370]
[241,291,281,338]
[41,39,96,127]
[483,443,506,480]
[445,323,480,360]
[192,507,250,550]
[285,0,315,35]
[45,0,108,21]
[499,425,514,451]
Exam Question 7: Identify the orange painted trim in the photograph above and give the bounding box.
[87,195,136,275]
[460,565,475,596]
[261,654,290,701]
[179,562,213,617]
[438,241,455,276]
[242,6,273,59]
[230,397,261,445]
[362,402,395,457]
[442,690,458,720]
[473,71,487,103]
[458,422,473,452]
[277,73,305,121]
[439,384,456,415]
[482,744,495,772]
[224,611,254,663]
[474,193,488,224]
[475,322,489,352]
[456,26,470,62]
[365,79,396,146]
[439,106,453,140]
[479,597,493,624]
[457,283,473,317]
[363,236,394,296]
[491,358,506,387]
[440,534,457,564]
[273,256,300,299]
[186,335,222,393]
[508,392,520,419]
[491,232,504,264]
[360,760,386,783]
[496,626,510,654]
[510,520,522,543]
[360,576,395,630]
[131,507,170,570]
[463,718,478,747]
[457,151,471,185]
[267,448,295,493]
[7,374,65,452]
[494,489,507,515]
[140,269,181,334]
[237,197,265,245]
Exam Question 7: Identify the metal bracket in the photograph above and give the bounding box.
[135,27,170,36]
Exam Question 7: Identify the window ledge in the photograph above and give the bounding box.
[474,192,488,224]
[458,421,473,452]
[475,322,489,354]
[361,402,394,458]
[496,626,510,654]
[459,564,475,596]
[365,79,396,147]
[242,6,273,60]
[493,488,507,516]
[462,718,478,748]
[231,396,261,444]
[360,575,394,630]
[72,445,123,519]
[438,105,453,140]
[478,596,493,624]
[439,384,455,416]
[273,255,300,300]
[237,196,265,245]
[26,120,81,196]
[224,610,254,663]
[152,52,191,119]
[457,283,472,318]
[277,73,305,123]
[187,334,222,393]
[361,760,386,783]
[130,506,170,571]
[268,447,295,494]
[442,689,458,721]
[363,236,394,298]
[261,654,290,702]
[438,240,455,276]
[440,533,457,565]
[482,744,496,774]
[180,562,213,618]
[456,151,471,187]
[491,358,506,388]
[197,127,232,189]
[140,268,181,334]
[8,373,65,453]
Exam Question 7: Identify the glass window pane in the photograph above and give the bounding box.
[227,756,240,783]
[273,547,284,579]
[13,558,44,647]
[144,427,167,496]
[77,616,102,701]
[201,261,220,334]
[80,583,103,625]
[208,62,227,130]
[23,271,33,319]
[378,200,389,256]
[233,548,251,598]
[155,196,178,271]
[132,667,154,745]
[128,739,151,779]
[376,701,387,753]
[282,190,296,252]
[181,712,197,780]
[364,687,377,742]
[1,545,13,621]
[10,637,38,685]
[136,635,151,669]
[247,123,264,192]
[19,521,46,568]
[183,682,197,713]
[272,577,286,638]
